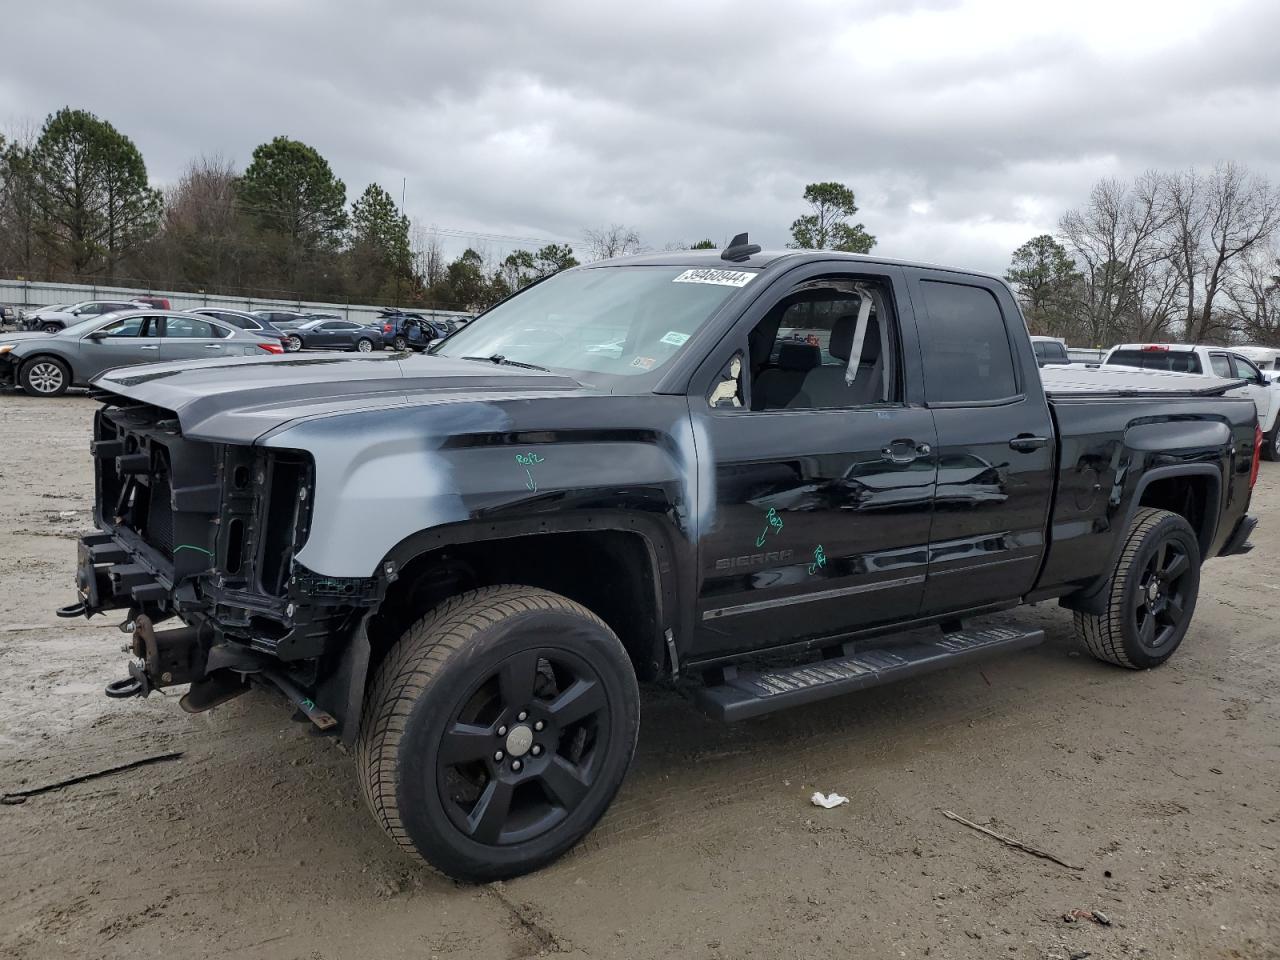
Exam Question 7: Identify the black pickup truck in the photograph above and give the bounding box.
[65,235,1260,882]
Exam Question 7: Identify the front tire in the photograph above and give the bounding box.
[1074,508,1200,669]
[19,356,71,397]
[393,335,408,351]
[286,335,303,352]
[357,586,639,883]
[41,322,61,334]
[1263,418,1280,462]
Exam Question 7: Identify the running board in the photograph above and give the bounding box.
[693,625,1045,722]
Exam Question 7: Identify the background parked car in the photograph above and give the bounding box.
[22,299,149,333]
[377,308,452,350]
[131,295,172,310]
[280,317,385,353]
[253,309,312,328]
[0,309,284,397]
[1030,335,1072,366]
[188,307,289,348]
[1103,342,1280,459]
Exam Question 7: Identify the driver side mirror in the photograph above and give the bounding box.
[86,329,109,340]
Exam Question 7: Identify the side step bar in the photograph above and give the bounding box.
[693,625,1045,722]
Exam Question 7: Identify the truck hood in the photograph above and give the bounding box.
[91,352,587,443]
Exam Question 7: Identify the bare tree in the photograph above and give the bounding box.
[1059,172,1173,345]
[152,154,246,290]
[583,223,643,261]
[411,222,446,288]
[1225,243,1280,345]
[1171,163,1280,343]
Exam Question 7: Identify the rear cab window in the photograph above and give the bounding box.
[1107,349,1203,374]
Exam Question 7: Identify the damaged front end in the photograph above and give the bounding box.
[65,398,383,732]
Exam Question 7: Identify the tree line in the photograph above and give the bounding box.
[1006,164,1280,347]
[1,106,877,313]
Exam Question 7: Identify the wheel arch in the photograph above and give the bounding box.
[1060,463,1221,616]
[328,513,682,742]
[17,351,75,388]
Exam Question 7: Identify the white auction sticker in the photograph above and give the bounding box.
[672,268,756,287]
[659,331,691,346]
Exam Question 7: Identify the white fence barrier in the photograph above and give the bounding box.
[0,277,471,328]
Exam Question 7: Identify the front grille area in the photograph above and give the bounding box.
[143,456,174,558]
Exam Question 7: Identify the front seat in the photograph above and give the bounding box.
[795,313,884,408]
[753,340,821,409]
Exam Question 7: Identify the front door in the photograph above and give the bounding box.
[1219,352,1272,427]
[691,263,938,659]
[78,314,159,379]
[907,270,1056,615]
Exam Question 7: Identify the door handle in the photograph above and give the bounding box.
[140,345,159,351]
[881,440,931,464]
[1009,435,1049,452]
[203,344,222,350]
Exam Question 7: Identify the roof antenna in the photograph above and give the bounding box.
[721,232,761,262]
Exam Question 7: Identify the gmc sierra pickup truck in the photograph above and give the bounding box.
[64,235,1260,882]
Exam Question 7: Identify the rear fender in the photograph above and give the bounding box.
[1060,462,1222,615]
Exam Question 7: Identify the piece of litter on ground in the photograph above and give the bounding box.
[1063,909,1111,926]
[810,791,849,809]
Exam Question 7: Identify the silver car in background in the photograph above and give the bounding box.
[0,309,285,397]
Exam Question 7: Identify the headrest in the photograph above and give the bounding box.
[776,340,822,372]
[830,312,882,365]
[830,313,858,361]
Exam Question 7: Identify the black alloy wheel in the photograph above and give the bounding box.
[357,586,639,882]
[1132,537,1193,652]
[435,646,611,846]
[1074,507,1201,669]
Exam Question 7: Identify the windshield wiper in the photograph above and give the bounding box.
[460,354,550,373]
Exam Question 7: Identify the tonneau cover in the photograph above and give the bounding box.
[1041,365,1244,398]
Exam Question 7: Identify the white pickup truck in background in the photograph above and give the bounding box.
[1102,343,1280,460]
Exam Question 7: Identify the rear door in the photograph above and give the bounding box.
[907,271,1056,615]
[690,262,938,658]
[158,315,230,362]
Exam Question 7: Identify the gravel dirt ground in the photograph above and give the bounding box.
[1,392,1277,960]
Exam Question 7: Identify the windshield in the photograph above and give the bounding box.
[433,265,757,377]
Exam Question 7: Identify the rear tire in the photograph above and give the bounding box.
[1073,508,1200,669]
[356,337,374,353]
[19,356,71,397]
[356,585,639,883]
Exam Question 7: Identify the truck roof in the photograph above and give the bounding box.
[587,248,1009,286]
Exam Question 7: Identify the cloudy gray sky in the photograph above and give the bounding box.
[4,0,1279,274]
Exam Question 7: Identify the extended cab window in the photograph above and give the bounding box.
[919,281,1017,402]
[742,276,899,411]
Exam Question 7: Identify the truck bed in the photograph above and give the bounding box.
[1041,365,1243,398]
